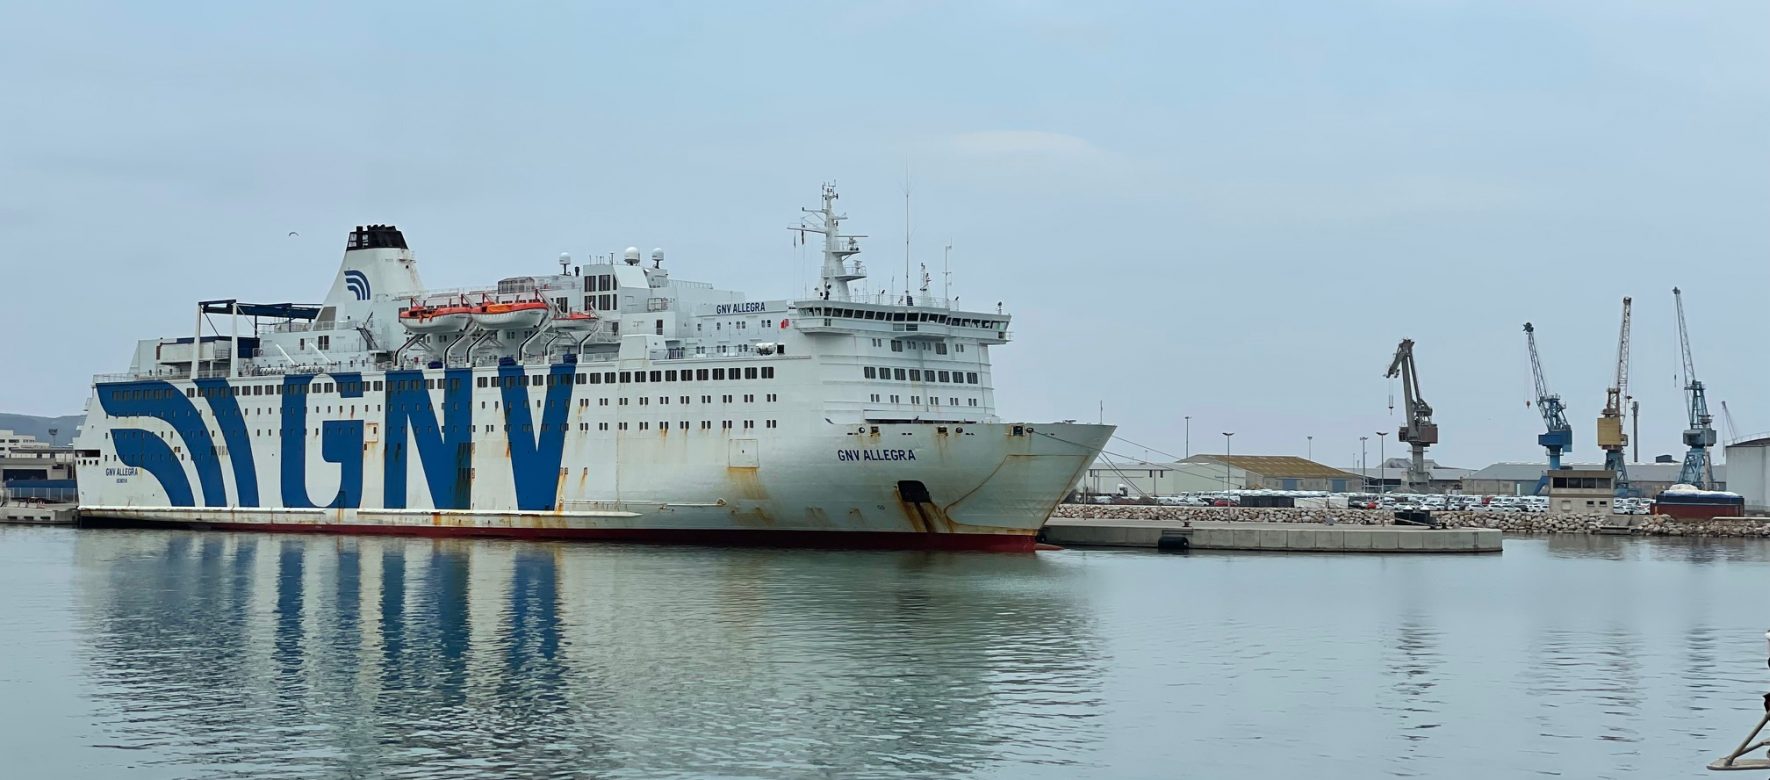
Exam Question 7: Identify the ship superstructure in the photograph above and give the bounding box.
[74,186,1111,550]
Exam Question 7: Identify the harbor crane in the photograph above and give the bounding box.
[1674,287,1717,488]
[1384,339,1438,493]
[1523,323,1572,494]
[1597,297,1634,496]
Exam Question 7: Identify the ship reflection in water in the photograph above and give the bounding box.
[73,531,1105,779]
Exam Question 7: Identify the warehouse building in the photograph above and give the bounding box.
[1723,438,1770,512]
[1182,455,1364,492]
[1462,462,1726,497]
[1077,459,1248,497]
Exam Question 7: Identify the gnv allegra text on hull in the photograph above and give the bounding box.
[74,185,1111,551]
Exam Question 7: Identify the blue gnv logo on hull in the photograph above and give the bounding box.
[95,364,578,512]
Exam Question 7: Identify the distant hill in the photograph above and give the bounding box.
[0,413,85,446]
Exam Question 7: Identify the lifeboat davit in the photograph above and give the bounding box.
[472,300,550,330]
[400,304,474,334]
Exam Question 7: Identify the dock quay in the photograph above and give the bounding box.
[1051,504,1770,538]
[1042,517,1502,553]
[1,503,77,526]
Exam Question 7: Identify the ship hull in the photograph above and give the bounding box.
[77,392,1111,551]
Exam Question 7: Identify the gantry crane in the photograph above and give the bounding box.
[1597,297,1634,496]
[1385,339,1438,493]
[1674,287,1717,488]
[1523,323,1571,494]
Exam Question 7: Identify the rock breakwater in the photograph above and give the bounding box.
[1050,505,1770,537]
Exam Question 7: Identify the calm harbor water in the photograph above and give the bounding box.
[2,527,1766,779]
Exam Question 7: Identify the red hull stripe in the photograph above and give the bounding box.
[81,517,1040,553]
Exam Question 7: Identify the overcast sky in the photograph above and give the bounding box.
[2,0,1767,468]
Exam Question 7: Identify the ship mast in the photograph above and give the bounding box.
[794,184,867,301]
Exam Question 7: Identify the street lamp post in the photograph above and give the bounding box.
[1375,431,1388,494]
[1360,436,1369,492]
[1222,432,1235,493]
[1184,416,1191,458]
[1307,435,1313,461]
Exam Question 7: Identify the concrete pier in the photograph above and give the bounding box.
[1042,518,1502,553]
[1,503,77,526]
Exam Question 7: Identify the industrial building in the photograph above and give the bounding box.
[1462,462,1726,497]
[1182,455,1364,492]
[1544,469,1616,514]
[1334,459,1470,494]
[1723,438,1770,512]
[0,431,76,504]
[1077,459,1248,496]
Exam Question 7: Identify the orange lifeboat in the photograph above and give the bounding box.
[471,299,550,330]
[552,310,599,330]
[399,303,474,334]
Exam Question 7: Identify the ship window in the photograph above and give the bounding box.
[967,372,979,384]
[762,367,774,378]
[935,343,948,355]
[649,371,661,382]
[620,371,631,383]
[891,340,903,352]
[665,370,677,381]
[938,371,950,382]
[894,369,906,381]
[477,377,487,388]
[744,367,758,379]
[533,375,544,387]
[588,373,601,385]
[634,371,647,384]
[864,367,876,379]
[909,370,922,381]
[712,368,725,380]
[655,319,664,335]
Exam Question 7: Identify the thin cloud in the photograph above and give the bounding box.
[944,130,1109,160]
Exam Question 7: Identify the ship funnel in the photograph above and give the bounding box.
[322,223,424,315]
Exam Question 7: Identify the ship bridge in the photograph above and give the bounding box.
[791,299,1010,344]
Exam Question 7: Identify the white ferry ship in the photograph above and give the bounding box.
[73,186,1111,551]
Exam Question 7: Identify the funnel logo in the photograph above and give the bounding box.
[344,270,371,301]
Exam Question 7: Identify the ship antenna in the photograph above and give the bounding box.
[903,163,912,306]
[943,242,952,305]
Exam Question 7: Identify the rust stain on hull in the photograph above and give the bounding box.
[725,466,768,501]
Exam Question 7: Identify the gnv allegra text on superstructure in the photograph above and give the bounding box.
[74,185,1111,551]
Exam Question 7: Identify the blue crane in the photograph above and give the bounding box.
[1674,287,1717,488]
[1523,323,1571,494]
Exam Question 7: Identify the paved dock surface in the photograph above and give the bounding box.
[1043,518,1502,553]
